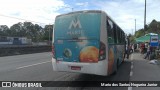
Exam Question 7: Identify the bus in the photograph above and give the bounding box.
[52,10,126,76]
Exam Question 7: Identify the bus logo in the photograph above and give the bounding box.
[69,17,82,29]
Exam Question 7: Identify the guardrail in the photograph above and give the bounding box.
[0,45,51,57]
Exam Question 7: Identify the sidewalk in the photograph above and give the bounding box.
[130,52,160,65]
[130,52,146,61]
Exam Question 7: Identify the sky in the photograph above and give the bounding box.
[0,0,160,34]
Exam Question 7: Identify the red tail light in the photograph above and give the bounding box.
[52,45,55,58]
[99,42,106,60]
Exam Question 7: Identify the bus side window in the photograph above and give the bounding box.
[117,28,121,44]
[113,24,117,44]
[121,31,124,44]
[107,19,114,44]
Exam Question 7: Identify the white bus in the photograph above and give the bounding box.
[52,10,125,76]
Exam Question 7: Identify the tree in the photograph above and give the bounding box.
[42,24,53,41]
[0,25,9,36]
[148,19,158,34]
[135,29,145,38]
[34,24,43,41]
[0,22,54,42]
[10,22,25,37]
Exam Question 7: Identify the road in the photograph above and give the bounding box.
[0,52,160,90]
[0,52,70,81]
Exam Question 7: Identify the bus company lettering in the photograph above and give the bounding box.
[67,30,83,36]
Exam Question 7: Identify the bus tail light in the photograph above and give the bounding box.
[99,42,106,60]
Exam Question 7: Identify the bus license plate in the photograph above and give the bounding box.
[71,66,81,70]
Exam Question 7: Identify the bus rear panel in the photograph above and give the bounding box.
[52,10,108,76]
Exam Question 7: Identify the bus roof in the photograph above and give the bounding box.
[56,10,103,18]
[55,10,124,33]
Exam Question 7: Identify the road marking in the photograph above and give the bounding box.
[16,61,51,69]
[131,64,133,70]
[131,62,133,64]
[130,71,133,76]
[128,61,133,90]
[130,54,134,60]
[130,62,134,77]
[128,87,132,90]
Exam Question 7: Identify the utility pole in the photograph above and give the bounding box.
[135,19,136,35]
[144,0,146,35]
[49,24,50,45]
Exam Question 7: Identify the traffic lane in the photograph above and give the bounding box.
[0,60,71,81]
[0,52,90,81]
[0,52,52,72]
[0,52,52,62]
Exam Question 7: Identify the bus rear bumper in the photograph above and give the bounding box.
[52,58,108,76]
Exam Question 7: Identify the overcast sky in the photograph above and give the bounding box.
[0,0,160,34]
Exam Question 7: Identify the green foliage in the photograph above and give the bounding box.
[0,22,53,42]
[0,25,9,36]
[127,19,160,43]
[130,35,136,43]
[128,34,136,43]
[43,25,53,41]
[135,19,160,38]
[135,29,145,38]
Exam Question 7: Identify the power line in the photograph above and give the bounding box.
[0,14,49,25]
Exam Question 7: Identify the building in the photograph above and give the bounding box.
[0,36,32,45]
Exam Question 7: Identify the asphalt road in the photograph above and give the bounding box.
[0,52,159,90]
[0,52,70,81]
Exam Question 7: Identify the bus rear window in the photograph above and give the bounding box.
[54,12,101,41]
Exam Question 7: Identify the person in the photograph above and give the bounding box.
[144,43,151,59]
[134,44,137,50]
[137,43,139,49]
[140,43,145,54]
[132,44,135,52]
[129,44,132,53]
[144,42,148,53]
[125,45,130,59]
